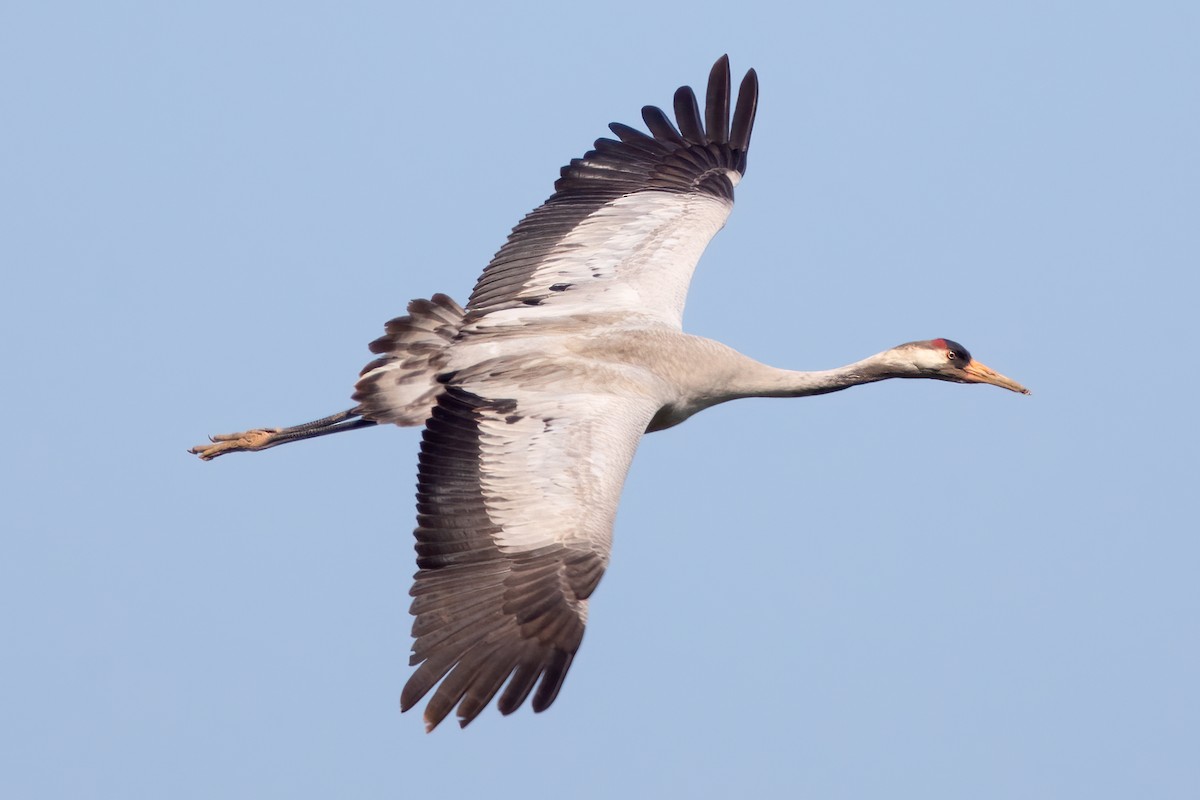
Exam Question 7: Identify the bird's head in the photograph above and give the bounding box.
[888,338,1030,394]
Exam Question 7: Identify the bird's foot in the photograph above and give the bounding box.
[188,428,282,460]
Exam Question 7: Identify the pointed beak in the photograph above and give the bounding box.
[961,359,1030,394]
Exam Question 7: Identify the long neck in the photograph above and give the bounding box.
[647,341,904,432]
[732,351,898,399]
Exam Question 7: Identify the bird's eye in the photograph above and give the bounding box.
[947,351,959,361]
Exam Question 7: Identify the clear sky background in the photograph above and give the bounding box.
[3,2,1197,798]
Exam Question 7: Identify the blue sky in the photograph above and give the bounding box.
[3,2,1197,797]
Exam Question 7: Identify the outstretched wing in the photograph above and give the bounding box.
[465,55,759,331]
[401,384,659,730]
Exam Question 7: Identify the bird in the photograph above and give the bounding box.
[190,56,1029,731]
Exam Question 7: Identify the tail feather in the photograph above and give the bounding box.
[352,293,465,426]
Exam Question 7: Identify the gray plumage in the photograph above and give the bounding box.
[190,56,1027,732]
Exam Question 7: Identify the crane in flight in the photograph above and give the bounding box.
[191,56,1028,731]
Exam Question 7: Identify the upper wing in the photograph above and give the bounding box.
[465,56,759,331]
[401,382,660,730]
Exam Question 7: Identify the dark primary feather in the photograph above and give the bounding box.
[729,69,758,152]
[705,56,731,145]
[673,85,707,145]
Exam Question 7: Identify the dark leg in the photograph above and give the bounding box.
[189,408,377,460]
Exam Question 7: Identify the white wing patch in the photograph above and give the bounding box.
[478,390,656,555]
[471,188,734,331]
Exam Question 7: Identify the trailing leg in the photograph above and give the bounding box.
[188,408,376,460]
